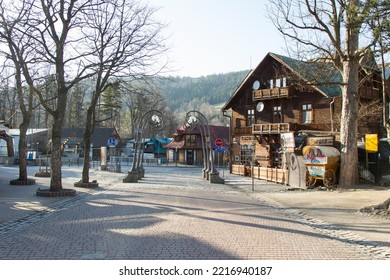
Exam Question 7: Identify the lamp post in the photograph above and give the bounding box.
[123,110,163,183]
[185,110,224,184]
[186,114,208,178]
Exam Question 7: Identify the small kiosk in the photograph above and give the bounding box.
[303,145,340,188]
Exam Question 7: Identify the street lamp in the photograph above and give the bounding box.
[185,110,224,184]
[186,114,208,178]
[123,109,163,183]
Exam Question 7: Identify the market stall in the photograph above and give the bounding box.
[303,146,340,188]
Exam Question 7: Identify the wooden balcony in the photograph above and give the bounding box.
[233,126,252,135]
[359,86,380,99]
[252,123,290,134]
[253,87,290,101]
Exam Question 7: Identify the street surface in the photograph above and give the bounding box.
[0,165,388,260]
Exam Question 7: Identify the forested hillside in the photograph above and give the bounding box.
[157,70,250,111]
[0,69,250,137]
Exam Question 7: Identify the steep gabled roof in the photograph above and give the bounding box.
[61,127,122,148]
[271,53,342,97]
[222,52,343,111]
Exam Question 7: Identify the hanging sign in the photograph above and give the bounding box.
[280,132,295,148]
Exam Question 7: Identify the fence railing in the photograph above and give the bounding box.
[231,164,288,184]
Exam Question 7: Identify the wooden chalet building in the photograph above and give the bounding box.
[222,52,383,182]
[165,125,229,165]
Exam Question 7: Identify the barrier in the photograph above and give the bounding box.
[231,164,288,184]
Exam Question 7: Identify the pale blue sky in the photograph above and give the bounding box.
[148,0,286,77]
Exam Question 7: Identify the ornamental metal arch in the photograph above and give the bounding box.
[123,110,163,183]
[185,110,224,184]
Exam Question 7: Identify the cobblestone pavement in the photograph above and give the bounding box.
[0,166,389,260]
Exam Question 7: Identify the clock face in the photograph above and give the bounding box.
[252,80,260,90]
[256,102,264,112]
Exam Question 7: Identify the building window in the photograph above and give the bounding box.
[275,78,281,88]
[273,105,282,123]
[185,135,197,147]
[269,79,274,89]
[271,143,282,168]
[247,109,255,126]
[302,104,313,124]
[240,144,253,165]
[282,77,287,87]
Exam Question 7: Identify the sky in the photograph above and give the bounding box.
[147,0,286,77]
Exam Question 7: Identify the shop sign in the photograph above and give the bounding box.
[303,147,328,164]
[280,132,295,148]
[307,166,325,178]
[307,136,334,146]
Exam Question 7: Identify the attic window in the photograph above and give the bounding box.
[282,77,287,87]
[269,79,274,89]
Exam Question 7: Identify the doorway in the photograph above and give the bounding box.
[187,150,194,165]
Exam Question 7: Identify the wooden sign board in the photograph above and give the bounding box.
[280,132,295,148]
[306,136,334,146]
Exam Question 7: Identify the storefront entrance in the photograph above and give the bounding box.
[186,150,194,165]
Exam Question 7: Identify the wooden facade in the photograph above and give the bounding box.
[165,125,229,165]
[222,52,383,182]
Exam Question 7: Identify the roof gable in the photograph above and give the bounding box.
[222,52,343,111]
[271,53,342,97]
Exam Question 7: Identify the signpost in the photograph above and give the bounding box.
[107,138,118,147]
[215,138,223,147]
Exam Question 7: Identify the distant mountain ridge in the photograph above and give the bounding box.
[157,70,250,111]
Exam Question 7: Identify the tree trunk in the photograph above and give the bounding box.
[81,109,94,184]
[50,117,63,191]
[338,61,359,188]
[6,137,14,157]
[18,121,29,181]
[338,0,361,189]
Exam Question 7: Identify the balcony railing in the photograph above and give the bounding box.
[359,86,380,99]
[252,123,290,134]
[233,126,252,135]
[253,87,290,101]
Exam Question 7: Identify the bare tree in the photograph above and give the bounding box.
[120,81,173,138]
[0,0,167,190]
[0,1,36,184]
[75,0,167,185]
[0,69,18,128]
[333,99,382,131]
[369,1,390,136]
[66,81,88,128]
[267,0,385,188]
[0,0,108,191]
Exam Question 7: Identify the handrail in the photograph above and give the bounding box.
[252,123,290,134]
